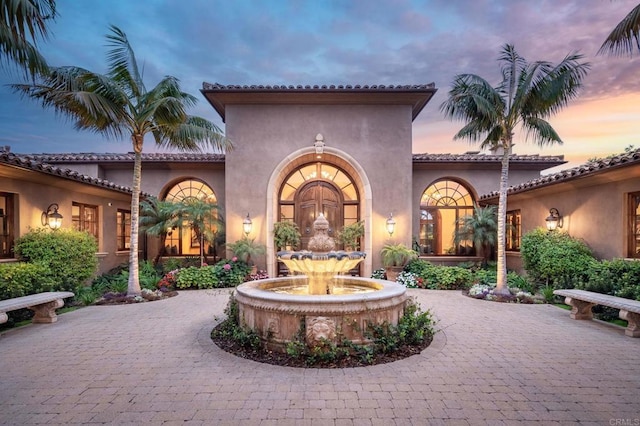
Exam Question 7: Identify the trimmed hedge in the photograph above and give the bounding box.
[0,263,56,300]
[14,228,98,291]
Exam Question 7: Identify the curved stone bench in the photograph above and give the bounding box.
[0,291,75,325]
[554,289,640,337]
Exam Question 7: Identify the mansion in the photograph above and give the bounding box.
[1,84,638,277]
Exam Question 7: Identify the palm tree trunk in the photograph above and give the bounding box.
[494,144,511,296]
[127,136,143,296]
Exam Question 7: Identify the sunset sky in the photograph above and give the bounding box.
[1,0,638,173]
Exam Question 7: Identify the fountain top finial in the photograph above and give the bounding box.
[308,213,335,252]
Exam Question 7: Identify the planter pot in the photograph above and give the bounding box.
[385,266,404,282]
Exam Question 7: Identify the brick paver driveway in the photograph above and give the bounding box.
[1,289,638,425]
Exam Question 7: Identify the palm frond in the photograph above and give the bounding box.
[0,0,56,76]
[522,117,563,146]
[599,3,640,57]
[105,24,145,99]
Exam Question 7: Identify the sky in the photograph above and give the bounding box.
[1,0,638,173]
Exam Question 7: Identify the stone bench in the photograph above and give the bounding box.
[553,289,640,337]
[0,291,75,325]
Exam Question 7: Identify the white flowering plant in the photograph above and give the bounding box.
[396,271,425,289]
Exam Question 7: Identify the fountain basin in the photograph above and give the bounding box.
[235,276,407,352]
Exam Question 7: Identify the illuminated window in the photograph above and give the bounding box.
[506,210,521,251]
[419,180,474,255]
[116,210,131,251]
[629,192,640,258]
[163,179,217,256]
[0,192,15,258]
[72,202,98,242]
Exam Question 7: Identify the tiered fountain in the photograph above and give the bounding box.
[234,214,407,352]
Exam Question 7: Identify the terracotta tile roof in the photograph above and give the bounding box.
[0,151,141,195]
[20,152,225,163]
[412,152,565,164]
[479,148,640,200]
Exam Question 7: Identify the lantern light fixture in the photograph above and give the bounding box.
[545,207,563,231]
[385,213,396,237]
[42,203,63,230]
[243,213,253,236]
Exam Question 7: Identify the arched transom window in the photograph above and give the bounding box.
[419,179,475,256]
[163,179,217,256]
[279,162,359,249]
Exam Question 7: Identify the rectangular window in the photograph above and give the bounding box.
[0,192,15,258]
[506,210,521,251]
[116,209,131,251]
[72,202,99,242]
[629,192,640,258]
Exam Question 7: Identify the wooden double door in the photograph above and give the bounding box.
[296,181,342,249]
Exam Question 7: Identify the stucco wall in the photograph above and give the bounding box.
[0,176,132,277]
[501,171,640,271]
[224,104,414,274]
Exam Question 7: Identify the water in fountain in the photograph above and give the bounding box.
[277,213,367,294]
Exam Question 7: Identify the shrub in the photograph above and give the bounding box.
[139,260,162,290]
[212,259,251,287]
[176,266,219,289]
[0,263,55,300]
[15,228,98,290]
[521,228,596,288]
[578,259,640,301]
[405,259,473,290]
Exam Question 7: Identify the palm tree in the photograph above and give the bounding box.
[172,196,224,267]
[599,3,640,56]
[1,0,57,77]
[440,44,589,295]
[12,25,232,295]
[454,205,498,267]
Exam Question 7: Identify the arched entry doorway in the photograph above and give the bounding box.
[278,161,360,269]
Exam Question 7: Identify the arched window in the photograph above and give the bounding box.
[163,179,217,256]
[419,179,475,256]
[279,162,359,249]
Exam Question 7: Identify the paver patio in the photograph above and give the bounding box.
[0,289,638,425]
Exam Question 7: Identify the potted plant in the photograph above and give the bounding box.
[336,220,364,251]
[273,221,302,250]
[380,243,418,282]
[228,237,266,274]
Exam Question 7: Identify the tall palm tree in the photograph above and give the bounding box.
[454,205,498,267]
[441,44,589,295]
[1,0,56,77]
[599,3,640,56]
[12,25,232,295]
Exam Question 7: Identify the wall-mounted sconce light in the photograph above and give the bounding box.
[314,133,325,158]
[386,213,396,237]
[243,213,253,236]
[41,203,63,230]
[545,208,563,231]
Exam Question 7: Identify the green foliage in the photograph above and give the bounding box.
[521,228,596,288]
[473,268,497,285]
[14,228,98,291]
[404,259,473,290]
[273,221,302,250]
[176,266,218,289]
[577,259,640,301]
[161,257,183,274]
[0,263,55,300]
[227,237,266,265]
[212,259,251,287]
[174,259,251,289]
[380,244,418,268]
[454,205,497,264]
[336,221,364,250]
[211,292,262,351]
[139,260,162,290]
